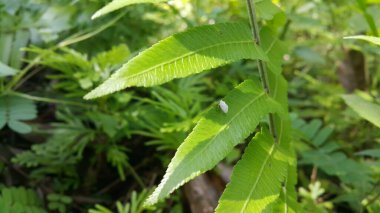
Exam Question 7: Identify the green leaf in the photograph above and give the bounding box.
[262,26,299,212]
[294,46,326,65]
[10,30,30,69]
[0,187,46,213]
[356,149,380,158]
[8,120,33,134]
[144,79,283,205]
[297,118,334,147]
[273,149,299,213]
[0,61,17,77]
[216,58,297,212]
[216,128,289,212]
[255,0,281,21]
[344,35,380,46]
[0,95,37,134]
[84,23,268,99]
[301,148,373,187]
[0,33,13,64]
[342,94,380,128]
[91,0,167,19]
[93,44,130,69]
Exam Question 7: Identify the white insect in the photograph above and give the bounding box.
[219,100,228,114]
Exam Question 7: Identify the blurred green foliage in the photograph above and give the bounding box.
[1,0,380,212]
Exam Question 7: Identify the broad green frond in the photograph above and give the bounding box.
[342,94,380,128]
[216,128,289,213]
[344,35,380,46]
[84,23,268,99]
[0,95,37,134]
[92,0,167,19]
[144,79,283,206]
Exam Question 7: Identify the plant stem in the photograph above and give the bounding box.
[58,10,127,47]
[126,163,145,188]
[10,91,90,108]
[4,56,41,92]
[246,0,277,142]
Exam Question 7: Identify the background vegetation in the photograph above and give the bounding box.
[1,0,380,212]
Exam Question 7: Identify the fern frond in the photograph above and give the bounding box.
[84,23,268,99]
[0,187,46,213]
[92,0,166,19]
[216,127,289,212]
[144,79,283,205]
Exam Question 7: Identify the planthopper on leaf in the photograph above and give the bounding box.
[219,100,228,113]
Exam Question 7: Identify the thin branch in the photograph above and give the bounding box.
[14,66,43,90]
[4,56,42,92]
[246,0,277,141]
[58,10,127,47]
[126,163,146,189]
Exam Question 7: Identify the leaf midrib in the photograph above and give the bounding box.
[161,92,266,195]
[240,142,276,213]
[124,40,254,80]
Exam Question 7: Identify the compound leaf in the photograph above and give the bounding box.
[0,95,37,134]
[145,79,283,205]
[0,187,46,213]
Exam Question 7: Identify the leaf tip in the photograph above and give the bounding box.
[91,11,103,20]
[343,36,355,40]
[83,85,110,100]
[142,198,155,208]
[83,92,95,100]
[83,77,125,100]
[143,190,160,208]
